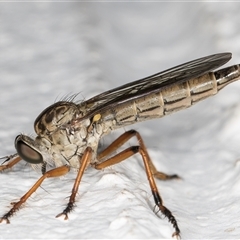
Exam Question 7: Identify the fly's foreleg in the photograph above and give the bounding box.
[95,130,180,238]
[56,147,92,220]
[0,165,70,223]
[0,154,22,171]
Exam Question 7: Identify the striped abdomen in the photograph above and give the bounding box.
[101,64,240,129]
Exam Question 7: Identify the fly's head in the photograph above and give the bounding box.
[15,133,65,174]
[15,134,51,166]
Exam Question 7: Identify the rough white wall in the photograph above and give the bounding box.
[0,2,240,239]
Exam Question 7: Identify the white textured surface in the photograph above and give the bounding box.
[0,2,240,239]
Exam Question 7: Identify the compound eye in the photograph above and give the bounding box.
[15,137,43,164]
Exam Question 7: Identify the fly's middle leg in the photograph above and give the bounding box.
[95,129,180,238]
[56,147,92,220]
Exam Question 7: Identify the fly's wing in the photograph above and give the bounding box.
[81,53,232,119]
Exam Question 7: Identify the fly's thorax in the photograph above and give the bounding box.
[30,100,107,169]
[34,101,81,136]
[62,117,104,167]
[42,115,103,169]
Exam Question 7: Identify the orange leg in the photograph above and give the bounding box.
[95,130,180,238]
[56,147,92,220]
[0,165,70,224]
[98,129,180,180]
[0,154,22,171]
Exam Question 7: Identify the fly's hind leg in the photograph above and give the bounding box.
[97,129,180,180]
[148,159,180,180]
[94,129,180,238]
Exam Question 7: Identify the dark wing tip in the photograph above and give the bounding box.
[215,52,232,62]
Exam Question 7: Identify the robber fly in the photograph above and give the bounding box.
[0,52,240,238]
